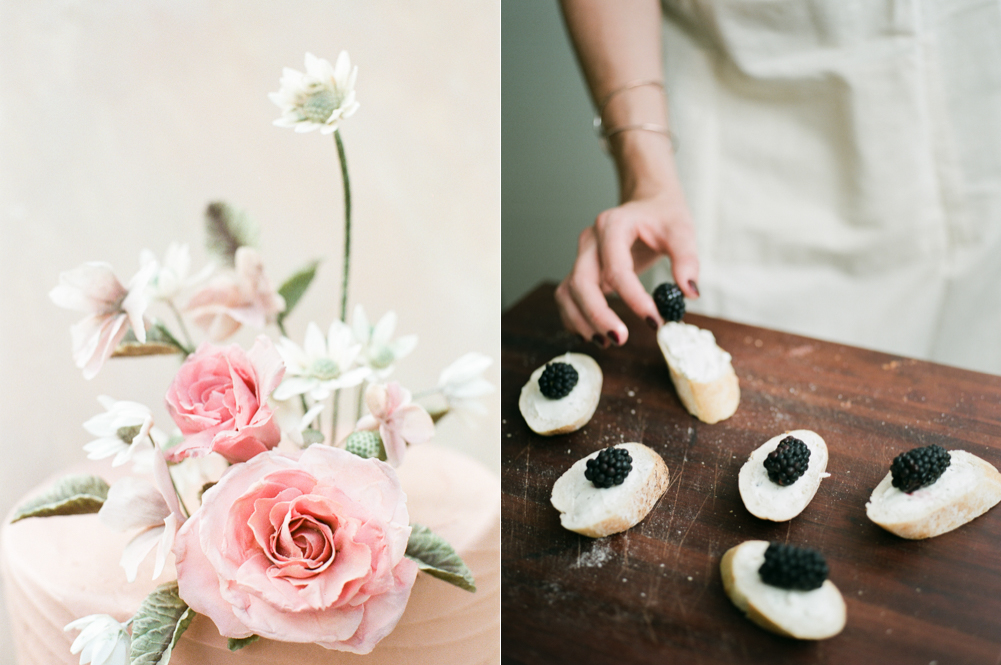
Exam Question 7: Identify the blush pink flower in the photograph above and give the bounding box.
[355,382,434,467]
[173,445,417,654]
[164,336,285,463]
[49,261,156,379]
[184,247,285,341]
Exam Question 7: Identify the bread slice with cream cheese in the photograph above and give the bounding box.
[550,442,668,538]
[866,449,1001,539]
[656,321,739,424]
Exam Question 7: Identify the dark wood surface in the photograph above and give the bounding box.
[502,283,1001,665]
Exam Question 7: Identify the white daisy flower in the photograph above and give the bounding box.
[82,396,161,472]
[437,352,495,420]
[351,305,418,379]
[64,614,130,665]
[273,321,371,402]
[269,51,359,135]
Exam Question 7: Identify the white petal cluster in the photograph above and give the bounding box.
[98,446,185,583]
[351,305,417,380]
[64,614,130,665]
[274,321,371,402]
[437,352,495,420]
[139,242,212,302]
[49,261,156,379]
[269,51,359,134]
[82,396,160,472]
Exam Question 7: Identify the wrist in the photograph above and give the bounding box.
[610,130,679,201]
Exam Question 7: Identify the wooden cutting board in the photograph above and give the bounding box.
[502,283,1001,665]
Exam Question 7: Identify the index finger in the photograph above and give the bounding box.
[597,221,662,329]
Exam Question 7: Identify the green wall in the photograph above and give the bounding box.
[501,0,618,310]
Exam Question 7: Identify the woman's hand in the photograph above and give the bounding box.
[555,186,699,347]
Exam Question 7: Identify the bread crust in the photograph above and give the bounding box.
[550,442,669,538]
[518,353,602,436]
[866,450,1001,539]
[658,329,739,424]
[721,540,846,640]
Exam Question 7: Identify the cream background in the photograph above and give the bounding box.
[0,1,499,662]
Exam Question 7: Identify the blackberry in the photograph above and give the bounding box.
[758,542,829,591]
[538,361,578,399]
[584,447,633,488]
[653,282,685,322]
[763,435,811,486]
[890,444,951,493]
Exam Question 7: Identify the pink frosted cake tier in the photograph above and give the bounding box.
[1,443,499,664]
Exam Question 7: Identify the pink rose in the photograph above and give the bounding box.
[173,445,418,654]
[165,336,285,463]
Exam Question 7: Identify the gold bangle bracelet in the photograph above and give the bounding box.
[599,123,677,152]
[596,79,664,119]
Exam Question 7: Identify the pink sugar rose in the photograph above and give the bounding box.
[173,445,418,654]
[165,336,285,463]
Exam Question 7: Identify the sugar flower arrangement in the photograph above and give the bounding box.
[14,51,493,665]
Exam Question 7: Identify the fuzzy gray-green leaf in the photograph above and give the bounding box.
[405,524,476,592]
[276,260,320,325]
[205,201,258,266]
[227,635,260,652]
[130,581,191,665]
[11,475,109,523]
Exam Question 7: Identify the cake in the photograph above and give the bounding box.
[1,443,500,664]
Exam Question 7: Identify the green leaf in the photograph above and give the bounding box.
[227,635,260,652]
[130,581,192,665]
[11,475,109,523]
[276,260,320,325]
[205,201,259,266]
[405,524,476,592]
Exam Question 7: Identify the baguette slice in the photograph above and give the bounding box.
[656,321,739,424]
[866,449,1001,539]
[519,352,602,436]
[739,430,829,522]
[550,442,669,538]
[721,540,846,640]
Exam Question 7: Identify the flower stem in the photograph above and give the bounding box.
[166,466,191,520]
[334,130,352,323]
[330,390,340,446]
[167,300,195,351]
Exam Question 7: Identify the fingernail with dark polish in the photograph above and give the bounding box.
[688,280,700,297]
[592,334,607,347]
[607,330,620,345]
[646,317,659,330]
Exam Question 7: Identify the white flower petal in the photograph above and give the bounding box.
[303,321,327,358]
[273,376,320,401]
[372,311,398,345]
[120,526,162,583]
[389,334,418,360]
[99,478,170,532]
[438,352,493,387]
[153,513,179,580]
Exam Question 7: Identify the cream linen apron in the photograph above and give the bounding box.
[652,0,1001,374]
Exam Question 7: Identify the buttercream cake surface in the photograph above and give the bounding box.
[1,443,500,664]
